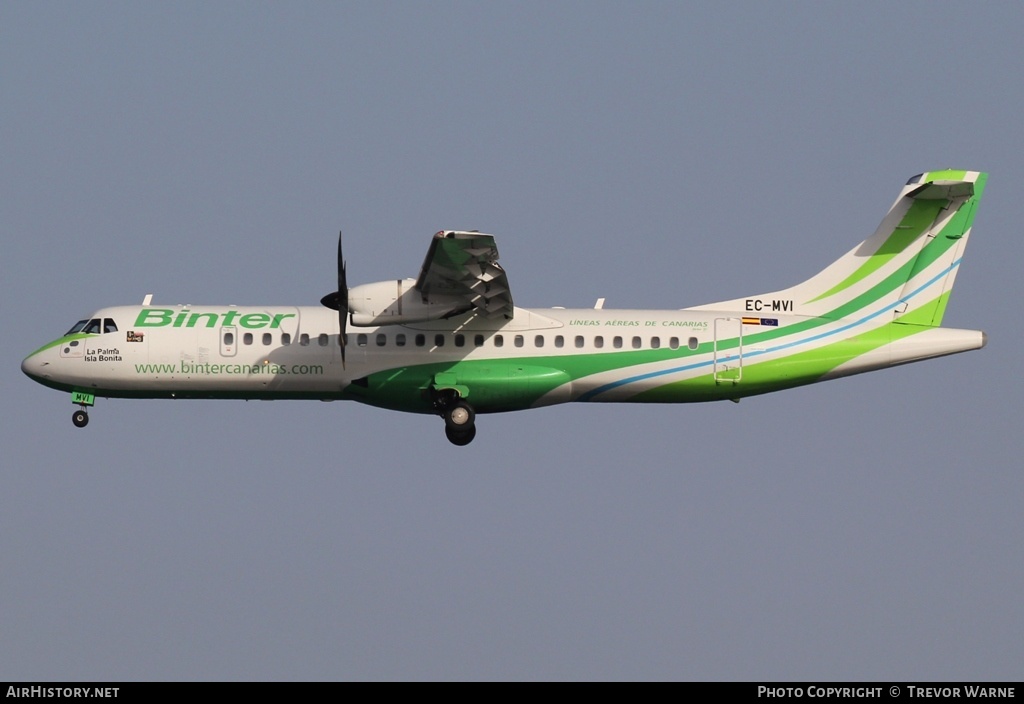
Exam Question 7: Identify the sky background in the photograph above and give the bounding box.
[2,2,1022,681]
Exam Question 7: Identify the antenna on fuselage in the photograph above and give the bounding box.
[142,294,153,306]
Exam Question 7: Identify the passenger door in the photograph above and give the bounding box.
[713,317,743,384]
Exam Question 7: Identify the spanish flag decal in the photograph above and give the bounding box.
[742,317,779,326]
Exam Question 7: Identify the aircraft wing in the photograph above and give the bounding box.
[415,231,514,319]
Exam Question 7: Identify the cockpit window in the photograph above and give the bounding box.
[65,317,113,335]
[65,320,89,335]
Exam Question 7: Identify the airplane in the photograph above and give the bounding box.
[22,169,987,445]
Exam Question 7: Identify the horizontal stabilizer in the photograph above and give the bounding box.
[907,180,974,200]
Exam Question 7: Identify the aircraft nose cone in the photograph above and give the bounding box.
[21,350,50,382]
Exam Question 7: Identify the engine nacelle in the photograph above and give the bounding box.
[349,279,468,326]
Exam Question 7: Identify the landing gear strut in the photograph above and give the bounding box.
[437,394,477,446]
[72,408,89,428]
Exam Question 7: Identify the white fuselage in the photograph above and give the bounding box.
[22,303,984,415]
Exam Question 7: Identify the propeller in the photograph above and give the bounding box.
[319,231,348,368]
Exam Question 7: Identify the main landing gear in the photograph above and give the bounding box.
[437,394,477,446]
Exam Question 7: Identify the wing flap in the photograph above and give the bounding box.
[416,231,514,320]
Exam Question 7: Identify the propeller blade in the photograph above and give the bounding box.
[338,233,347,368]
[319,231,349,368]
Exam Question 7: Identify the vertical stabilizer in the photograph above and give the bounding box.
[688,170,986,325]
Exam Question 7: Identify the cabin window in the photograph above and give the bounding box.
[103,319,118,333]
[535,335,545,348]
[651,336,661,349]
[224,331,235,346]
[395,334,406,347]
[262,333,272,346]
[688,337,699,350]
[376,334,386,346]
[318,333,329,347]
[574,336,584,349]
[632,336,642,349]
[243,332,253,345]
[434,334,445,347]
[613,336,623,349]
[415,334,426,347]
[595,336,604,349]
[281,332,291,346]
[514,335,524,348]
[554,335,564,348]
[494,334,504,348]
[299,333,310,346]
[669,337,679,350]
[353,334,365,347]
[454,334,465,347]
[474,334,484,347]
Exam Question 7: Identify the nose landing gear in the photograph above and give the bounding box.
[70,391,95,428]
[72,409,89,428]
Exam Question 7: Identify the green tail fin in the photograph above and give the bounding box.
[688,170,986,325]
